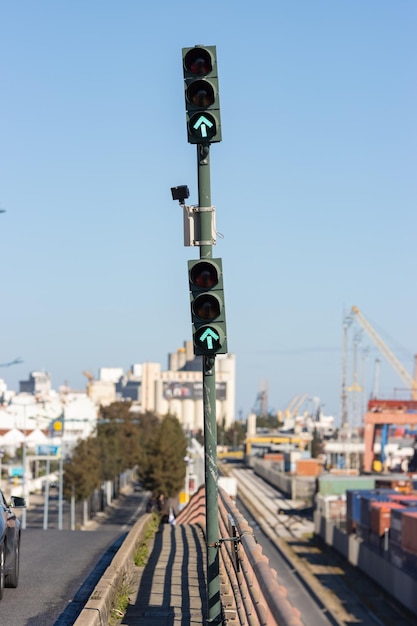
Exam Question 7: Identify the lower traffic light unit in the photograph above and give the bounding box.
[187,258,227,356]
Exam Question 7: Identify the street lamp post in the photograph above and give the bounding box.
[14,396,46,529]
[21,402,29,530]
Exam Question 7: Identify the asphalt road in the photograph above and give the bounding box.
[1,488,147,626]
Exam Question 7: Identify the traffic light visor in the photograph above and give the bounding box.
[184,48,212,76]
[190,261,219,289]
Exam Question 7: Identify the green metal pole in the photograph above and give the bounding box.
[197,144,222,625]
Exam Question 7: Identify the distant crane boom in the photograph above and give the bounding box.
[292,393,307,416]
[283,394,299,418]
[0,357,23,368]
[351,306,417,394]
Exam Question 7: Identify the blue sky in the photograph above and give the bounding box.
[1,2,416,423]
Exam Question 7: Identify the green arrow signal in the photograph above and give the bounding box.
[193,115,214,139]
[199,327,219,350]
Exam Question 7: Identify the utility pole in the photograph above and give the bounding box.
[178,44,226,626]
[341,312,352,428]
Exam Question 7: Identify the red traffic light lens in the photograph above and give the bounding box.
[186,80,215,108]
[190,262,219,289]
[192,294,221,321]
[184,48,212,76]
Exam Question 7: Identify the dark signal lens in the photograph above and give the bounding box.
[190,262,218,289]
[184,48,212,76]
[187,80,215,108]
[193,294,221,321]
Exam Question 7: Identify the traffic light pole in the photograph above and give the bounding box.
[198,143,222,626]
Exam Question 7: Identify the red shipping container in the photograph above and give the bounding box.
[388,492,417,502]
[370,502,404,536]
[263,453,284,462]
[401,512,417,556]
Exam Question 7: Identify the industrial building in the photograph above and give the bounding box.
[89,341,236,431]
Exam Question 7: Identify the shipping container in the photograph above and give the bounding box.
[296,459,321,477]
[263,453,284,462]
[387,492,417,503]
[346,489,371,526]
[318,475,375,496]
[315,494,346,521]
[390,507,404,546]
[370,502,404,536]
[401,511,417,556]
[390,506,417,547]
[359,492,395,528]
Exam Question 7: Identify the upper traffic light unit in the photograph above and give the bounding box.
[182,45,222,145]
[188,258,227,356]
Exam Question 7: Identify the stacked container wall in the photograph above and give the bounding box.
[390,507,404,546]
[401,511,417,556]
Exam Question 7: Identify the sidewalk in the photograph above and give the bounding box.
[120,522,208,626]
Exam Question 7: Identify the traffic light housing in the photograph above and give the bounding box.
[182,45,222,144]
[188,258,227,355]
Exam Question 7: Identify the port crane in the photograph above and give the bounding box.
[351,306,417,396]
[276,394,298,422]
[291,393,308,417]
[351,306,417,472]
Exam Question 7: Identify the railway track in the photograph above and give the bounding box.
[228,465,416,626]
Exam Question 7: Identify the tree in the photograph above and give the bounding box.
[310,428,323,458]
[96,401,144,481]
[136,411,160,487]
[63,404,188,503]
[140,414,187,497]
[218,420,246,448]
[256,414,279,430]
[63,436,101,501]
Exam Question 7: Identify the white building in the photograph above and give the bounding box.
[62,392,98,449]
[87,341,236,430]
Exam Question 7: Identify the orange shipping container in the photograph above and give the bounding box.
[263,453,284,462]
[296,459,321,477]
[401,512,417,556]
[370,502,404,536]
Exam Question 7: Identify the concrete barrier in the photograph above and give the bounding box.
[73,513,152,626]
